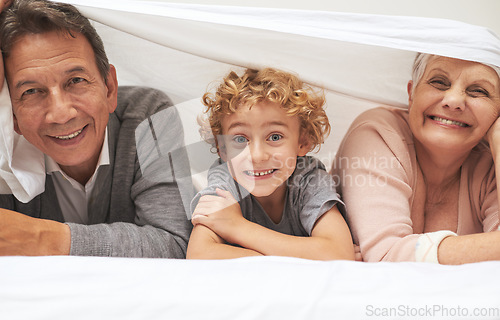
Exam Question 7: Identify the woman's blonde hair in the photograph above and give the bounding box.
[200,68,330,153]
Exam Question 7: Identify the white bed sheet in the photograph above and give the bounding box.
[1,256,500,320]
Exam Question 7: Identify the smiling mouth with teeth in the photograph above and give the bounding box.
[53,128,84,140]
[430,116,469,127]
[244,169,277,177]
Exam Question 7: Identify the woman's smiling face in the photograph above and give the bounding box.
[408,56,500,155]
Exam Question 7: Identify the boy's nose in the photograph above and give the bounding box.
[248,142,270,163]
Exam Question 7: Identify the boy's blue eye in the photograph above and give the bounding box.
[268,134,282,142]
[233,135,248,144]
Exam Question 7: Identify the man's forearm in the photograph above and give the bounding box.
[0,209,70,256]
[67,222,189,258]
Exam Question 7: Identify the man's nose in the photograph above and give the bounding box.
[45,89,77,123]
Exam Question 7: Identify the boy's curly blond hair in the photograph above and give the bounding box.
[200,68,330,152]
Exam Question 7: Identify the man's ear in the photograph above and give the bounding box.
[407,80,414,108]
[13,113,22,135]
[105,64,119,114]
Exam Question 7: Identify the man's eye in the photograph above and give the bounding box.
[268,133,282,142]
[70,77,86,85]
[233,135,248,144]
[22,88,39,97]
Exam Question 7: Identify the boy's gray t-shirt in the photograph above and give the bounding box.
[191,156,343,236]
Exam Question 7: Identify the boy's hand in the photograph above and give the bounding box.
[191,188,246,243]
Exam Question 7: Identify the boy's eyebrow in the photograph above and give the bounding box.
[227,120,289,131]
[227,121,246,131]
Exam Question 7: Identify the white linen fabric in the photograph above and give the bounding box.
[0,83,45,203]
[1,0,499,200]
[1,256,499,320]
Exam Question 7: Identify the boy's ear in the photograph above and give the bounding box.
[298,133,311,157]
[217,138,228,161]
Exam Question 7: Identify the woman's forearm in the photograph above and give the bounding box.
[438,231,500,264]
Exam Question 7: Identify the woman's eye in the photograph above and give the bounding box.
[233,135,248,144]
[268,133,283,142]
[467,87,489,97]
[428,78,449,90]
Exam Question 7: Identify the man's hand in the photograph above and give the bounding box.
[0,209,70,255]
[191,188,246,244]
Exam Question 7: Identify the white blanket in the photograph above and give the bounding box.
[1,256,500,320]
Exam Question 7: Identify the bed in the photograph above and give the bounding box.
[1,1,500,319]
[1,256,500,319]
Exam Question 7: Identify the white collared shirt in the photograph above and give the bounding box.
[46,131,110,224]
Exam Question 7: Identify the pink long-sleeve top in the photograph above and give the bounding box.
[332,106,499,262]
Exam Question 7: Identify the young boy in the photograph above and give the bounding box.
[187,68,354,260]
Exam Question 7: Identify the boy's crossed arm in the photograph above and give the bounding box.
[186,189,354,261]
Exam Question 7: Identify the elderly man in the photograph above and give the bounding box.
[0,0,192,257]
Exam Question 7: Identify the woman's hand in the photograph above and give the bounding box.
[354,244,363,262]
[486,116,500,149]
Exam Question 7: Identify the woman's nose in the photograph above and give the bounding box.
[441,86,465,111]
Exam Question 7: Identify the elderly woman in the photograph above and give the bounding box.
[332,53,500,264]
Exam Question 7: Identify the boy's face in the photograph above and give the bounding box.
[219,101,309,200]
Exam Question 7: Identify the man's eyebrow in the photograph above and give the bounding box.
[15,67,89,89]
[65,66,87,74]
[15,80,36,90]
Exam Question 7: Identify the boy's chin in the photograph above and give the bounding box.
[249,190,275,198]
[247,184,285,199]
